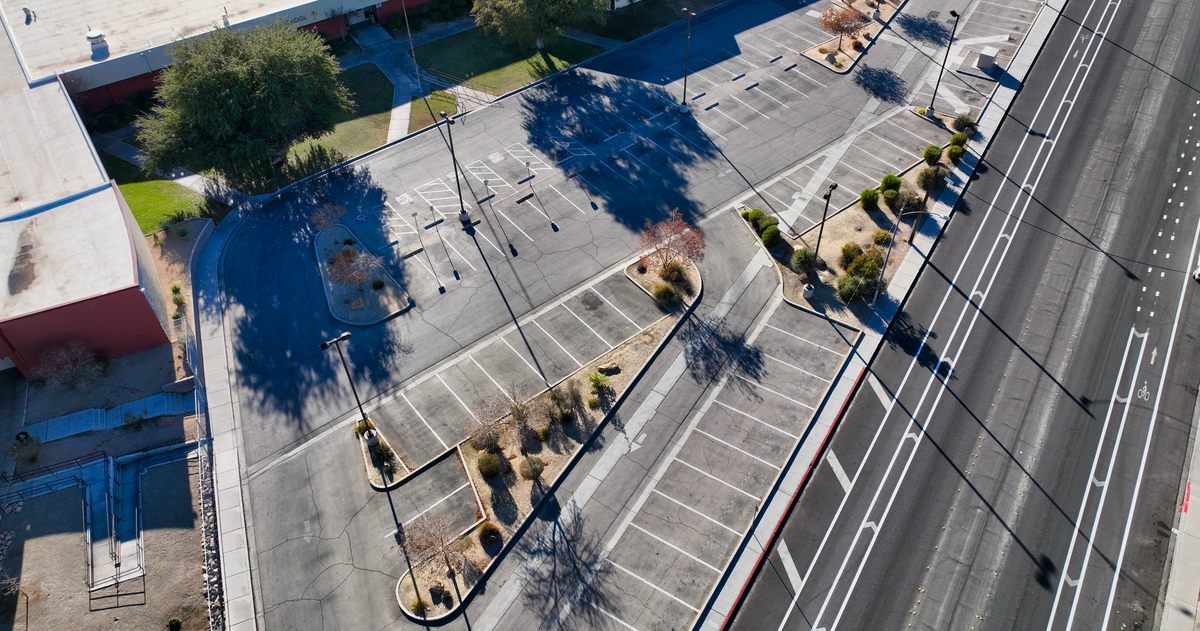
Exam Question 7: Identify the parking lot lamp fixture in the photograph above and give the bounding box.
[439,111,469,223]
[928,10,961,115]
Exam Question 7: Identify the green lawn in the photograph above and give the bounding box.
[100,154,216,235]
[408,91,458,134]
[297,62,395,162]
[578,0,729,42]
[414,29,606,96]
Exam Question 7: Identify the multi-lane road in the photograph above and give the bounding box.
[729,0,1200,628]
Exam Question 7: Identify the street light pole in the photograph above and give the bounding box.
[813,182,838,267]
[680,8,696,114]
[928,10,961,115]
[319,332,368,422]
[871,209,949,306]
[439,111,469,224]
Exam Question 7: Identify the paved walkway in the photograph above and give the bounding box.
[561,28,625,50]
[93,134,253,208]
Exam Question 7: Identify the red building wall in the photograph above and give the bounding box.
[0,287,169,378]
[78,69,162,114]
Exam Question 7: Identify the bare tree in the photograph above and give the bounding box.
[326,248,383,285]
[309,203,347,231]
[407,513,466,578]
[467,383,549,451]
[30,340,102,389]
[819,5,869,52]
[637,208,706,276]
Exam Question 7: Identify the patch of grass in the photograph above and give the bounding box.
[578,0,727,42]
[408,90,459,134]
[99,154,223,234]
[414,29,604,95]
[295,63,394,162]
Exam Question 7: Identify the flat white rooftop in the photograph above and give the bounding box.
[1,0,353,83]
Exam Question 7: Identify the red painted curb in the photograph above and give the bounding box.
[718,365,868,631]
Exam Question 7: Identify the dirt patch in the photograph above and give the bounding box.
[15,415,199,474]
[21,343,180,425]
[146,217,205,335]
[315,225,410,324]
[626,252,700,309]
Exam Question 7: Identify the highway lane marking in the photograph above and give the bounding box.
[653,489,742,534]
[773,0,1125,625]
[713,400,800,439]
[1055,327,1147,630]
[826,450,853,494]
[563,304,614,348]
[629,522,722,572]
[778,541,806,596]
[607,559,701,612]
[1099,210,1200,629]
[402,392,449,450]
[532,320,583,367]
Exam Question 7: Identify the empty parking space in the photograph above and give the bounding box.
[566,303,856,631]
[385,451,481,536]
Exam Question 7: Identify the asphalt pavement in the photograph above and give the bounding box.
[728,0,1200,628]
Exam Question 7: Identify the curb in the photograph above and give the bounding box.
[313,224,414,326]
[801,0,910,75]
[394,256,704,622]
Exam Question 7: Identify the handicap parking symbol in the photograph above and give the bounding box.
[354,213,367,224]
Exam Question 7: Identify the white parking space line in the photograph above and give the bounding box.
[441,235,479,271]
[579,597,640,631]
[533,320,583,367]
[825,449,853,493]
[778,541,805,595]
[694,428,776,467]
[667,121,716,147]
[749,84,790,109]
[652,489,741,535]
[721,49,762,70]
[784,65,828,89]
[398,481,471,528]
[972,9,1034,24]
[775,23,824,44]
[622,145,664,176]
[733,375,816,410]
[437,374,478,419]
[762,323,848,356]
[700,56,739,78]
[769,76,808,98]
[761,351,832,382]
[401,392,449,449]
[854,146,904,170]
[762,188,791,208]
[629,522,721,572]
[590,287,640,326]
[504,143,553,171]
[638,133,686,161]
[756,33,800,54]
[467,162,518,201]
[734,40,779,59]
[885,119,938,146]
[674,458,760,500]
[713,400,799,439]
[501,337,546,383]
[488,206,536,243]
[470,356,512,401]
[710,106,750,130]
[563,304,613,348]
[607,559,701,612]
[835,158,879,183]
[730,95,770,119]
[597,159,637,187]
[866,130,914,157]
[415,179,462,217]
[548,183,587,214]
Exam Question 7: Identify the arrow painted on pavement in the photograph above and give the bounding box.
[629,432,647,452]
[1151,347,1158,365]
[304,520,314,543]
[272,295,280,309]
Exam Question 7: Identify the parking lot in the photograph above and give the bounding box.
[367,268,669,470]
[562,299,859,631]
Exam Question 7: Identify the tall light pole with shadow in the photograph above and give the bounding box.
[680,8,696,114]
[928,10,961,116]
[319,332,369,422]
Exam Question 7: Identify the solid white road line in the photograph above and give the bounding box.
[867,373,893,409]
[778,541,806,596]
[437,374,477,419]
[826,450,853,494]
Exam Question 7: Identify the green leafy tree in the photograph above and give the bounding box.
[136,22,353,182]
[473,0,607,49]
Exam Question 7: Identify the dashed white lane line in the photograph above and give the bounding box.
[778,541,806,596]
[868,373,893,408]
[532,320,583,367]
[607,559,702,612]
[652,489,741,535]
[713,400,799,439]
[629,522,721,572]
[402,392,449,450]
[826,449,853,494]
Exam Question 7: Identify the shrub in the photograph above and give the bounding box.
[168,619,183,631]
[354,418,375,435]
[757,215,779,232]
[953,114,977,133]
[950,132,969,147]
[9,435,40,463]
[170,284,181,294]
[535,427,550,442]
[880,174,902,192]
[411,599,428,615]
[662,260,686,283]
[740,210,751,220]
[588,372,607,394]
[636,261,647,274]
[860,188,879,210]
[923,145,943,165]
[918,167,951,191]
[872,229,892,246]
[479,522,502,546]
[846,246,886,278]
[372,441,393,460]
[343,238,356,246]
[836,273,878,303]
[171,312,183,320]
[898,191,924,215]
[852,40,864,51]
[761,225,781,248]
[587,397,601,409]
[469,428,500,452]
[477,452,502,478]
[916,107,926,115]
[882,189,900,209]
[173,294,186,306]
[791,248,818,274]
[833,61,843,68]
[519,456,545,480]
[840,243,863,269]
[948,145,965,163]
[653,283,681,306]
[747,208,765,231]
[818,47,830,54]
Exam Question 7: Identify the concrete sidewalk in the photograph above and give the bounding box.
[93,136,253,208]
[1162,388,1200,629]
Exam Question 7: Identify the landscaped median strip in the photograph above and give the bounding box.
[395,253,703,622]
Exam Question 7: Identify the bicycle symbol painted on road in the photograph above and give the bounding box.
[1137,382,1151,401]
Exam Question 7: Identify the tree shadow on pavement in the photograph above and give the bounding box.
[893,14,952,46]
[517,71,719,230]
[676,313,765,395]
[516,498,618,627]
[852,65,910,103]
